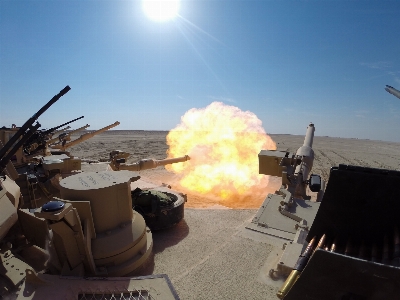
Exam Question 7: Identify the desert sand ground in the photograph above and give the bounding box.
[69,130,400,179]
[62,131,400,299]
[67,130,400,208]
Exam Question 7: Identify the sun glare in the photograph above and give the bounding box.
[142,0,180,22]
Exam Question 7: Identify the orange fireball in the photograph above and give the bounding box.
[166,102,276,206]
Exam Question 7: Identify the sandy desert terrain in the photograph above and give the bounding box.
[65,130,400,209]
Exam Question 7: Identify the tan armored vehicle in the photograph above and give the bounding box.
[0,168,178,299]
[3,86,399,300]
[0,86,179,299]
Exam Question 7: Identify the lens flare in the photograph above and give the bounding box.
[166,102,276,207]
[142,0,180,22]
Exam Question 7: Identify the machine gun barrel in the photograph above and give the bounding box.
[51,121,120,150]
[0,85,70,162]
[42,115,84,135]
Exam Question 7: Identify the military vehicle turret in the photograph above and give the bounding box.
[0,158,178,299]
[109,150,190,230]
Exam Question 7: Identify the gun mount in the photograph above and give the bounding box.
[50,121,120,151]
[246,123,324,282]
[258,123,321,200]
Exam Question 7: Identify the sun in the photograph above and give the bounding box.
[142,0,180,22]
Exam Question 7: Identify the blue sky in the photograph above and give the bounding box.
[1,0,400,142]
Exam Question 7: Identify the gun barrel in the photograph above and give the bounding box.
[47,124,90,145]
[295,123,315,181]
[303,123,315,148]
[154,155,190,167]
[35,86,71,118]
[66,124,90,136]
[43,115,84,135]
[136,155,190,171]
[0,85,70,161]
[385,85,400,100]
[52,121,120,150]
[116,155,190,172]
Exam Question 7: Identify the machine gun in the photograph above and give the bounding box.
[258,123,322,201]
[246,123,324,281]
[42,115,84,137]
[23,115,84,155]
[0,86,71,172]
